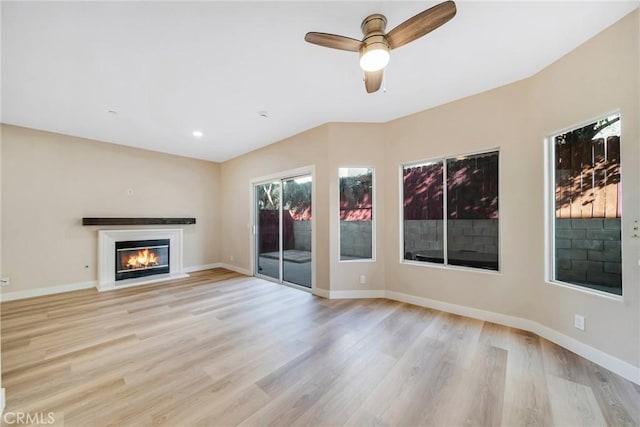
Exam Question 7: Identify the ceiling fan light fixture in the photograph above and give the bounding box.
[359,42,390,72]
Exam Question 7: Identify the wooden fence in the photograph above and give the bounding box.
[447,154,498,219]
[258,210,294,253]
[403,153,499,220]
[339,192,372,221]
[403,163,444,220]
[555,136,621,219]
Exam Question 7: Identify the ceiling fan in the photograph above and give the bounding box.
[304,1,457,93]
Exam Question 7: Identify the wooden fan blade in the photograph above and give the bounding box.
[304,32,363,52]
[386,1,456,50]
[364,70,383,93]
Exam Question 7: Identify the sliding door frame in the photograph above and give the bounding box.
[249,166,316,293]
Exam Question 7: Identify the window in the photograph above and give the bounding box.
[402,151,499,271]
[339,167,374,261]
[551,114,622,295]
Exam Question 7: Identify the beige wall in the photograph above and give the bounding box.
[528,10,639,367]
[219,122,388,294]
[384,9,639,367]
[327,123,386,292]
[1,125,221,292]
[385,10,638,367]
[383,79,535,317]
[220,10,639,368]
[220,125,331,290]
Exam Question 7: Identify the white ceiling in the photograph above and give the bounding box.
[2,1,638,162]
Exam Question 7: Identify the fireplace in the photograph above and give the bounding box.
[98,228,186,291]
[115,239,170,281]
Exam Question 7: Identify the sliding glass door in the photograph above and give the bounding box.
[255,175,312,288]
[282,176,312,287]
[255,181,281,281]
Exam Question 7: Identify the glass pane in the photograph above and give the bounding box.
[553,115,621,295]
[403,161,444,263]
[446,151,499,271]
[339,168,373,261]
[282,175,312,288]
[256,181,280,281]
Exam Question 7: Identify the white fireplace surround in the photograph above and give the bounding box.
[98,228,188,291]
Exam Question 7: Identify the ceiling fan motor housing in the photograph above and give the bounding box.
[361,13,387,36]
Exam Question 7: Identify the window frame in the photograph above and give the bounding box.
[338,166,376,263]
[399,148,501,274]
[545,111,624,301]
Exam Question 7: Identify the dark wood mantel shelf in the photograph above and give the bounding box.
[82,217,196,226]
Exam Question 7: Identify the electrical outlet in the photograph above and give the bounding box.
[574,314,585,331]
[230,255,234,262]
[360,275,366,285]
[1,277,10,286]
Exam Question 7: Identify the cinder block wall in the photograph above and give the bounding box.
[555,219,621,288]
[292,221,312,251]
[339,221,373,258]
[403,219,498,256]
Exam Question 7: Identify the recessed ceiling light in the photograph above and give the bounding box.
[192,130,203,138]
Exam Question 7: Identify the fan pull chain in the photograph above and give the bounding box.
[382,71,387,93]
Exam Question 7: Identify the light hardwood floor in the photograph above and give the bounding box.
[1,268,638,426]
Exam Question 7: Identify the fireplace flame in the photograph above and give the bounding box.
[126,249,159,269]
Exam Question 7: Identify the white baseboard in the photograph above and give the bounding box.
[313,288,330,298]
[385,290,531,330]
[0,280,97,302]
[324,289,386,299]
[385,290,640,385]
[183,262,253,275]
[532,322,640,386]
[218,263,251,276]
[183,263,222,273]
[0,263,240,302]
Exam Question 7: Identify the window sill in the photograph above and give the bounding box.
[546,280,624,302]
[339,258,376,264]
[400,259,502,276]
